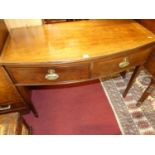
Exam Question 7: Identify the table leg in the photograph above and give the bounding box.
[123,66,142,97]
[16,86,39,117]
[136,78,155,106]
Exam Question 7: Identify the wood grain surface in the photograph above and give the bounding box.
[1,19,155,64]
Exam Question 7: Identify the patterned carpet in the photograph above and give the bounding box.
[100,69,155,135]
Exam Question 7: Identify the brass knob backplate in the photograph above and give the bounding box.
[45,69,59,80]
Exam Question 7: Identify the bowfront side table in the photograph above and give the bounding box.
[0,19,155,117]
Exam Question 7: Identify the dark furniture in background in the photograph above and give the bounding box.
[0,20,31,115]
[136,20,155,33]
[43,19,87,24]
[0,20,8,53]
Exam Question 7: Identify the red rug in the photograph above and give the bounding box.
[24,80,120,135]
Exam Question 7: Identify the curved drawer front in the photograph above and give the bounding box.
[92,47,151,78]
[7,64,90,85]
[6,47,152,85]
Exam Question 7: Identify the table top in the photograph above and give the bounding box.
[0,19,155,64]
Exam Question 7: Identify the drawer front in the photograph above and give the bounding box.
[7,64,90,85]
[0,102,26,114]
[92,48,151,78]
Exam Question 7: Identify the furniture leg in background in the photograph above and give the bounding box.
[137,78,155,106]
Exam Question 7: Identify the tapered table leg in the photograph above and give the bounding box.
[123,66,142,97]
[16,86,39,117]
[136,78,155,106]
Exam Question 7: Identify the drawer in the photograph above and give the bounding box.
[92,48,151,78]
[7,64,90,85]
[0,102,27,114]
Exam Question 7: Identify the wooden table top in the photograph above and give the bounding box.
[0,19,155,64]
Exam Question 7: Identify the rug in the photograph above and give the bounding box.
[24,80,121,135]
[100,69,155,135]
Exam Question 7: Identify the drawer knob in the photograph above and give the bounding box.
[119,57,130,68]
[0,105,11,111]
[45,69,59,80]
